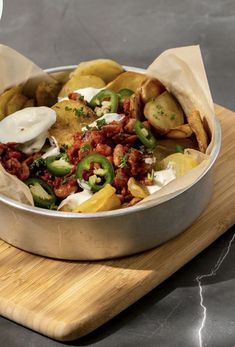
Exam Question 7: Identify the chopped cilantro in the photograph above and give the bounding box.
[82,125,90,136]
[74,107,86,118]
[119,153,129,169]
[170,114,176,120]
[80,144,91,152]
[65,106,72,111]
[96,118,107,130]
[29,157,46,175]
[139,145,145,154]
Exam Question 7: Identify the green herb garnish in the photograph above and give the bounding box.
[80,144,92,152]
[119,153,129,169]
[65,106,72,111]
[74,107,86,118]
[96,118,107,130]
[29,157,46,175]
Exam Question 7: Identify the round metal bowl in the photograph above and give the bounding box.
[0,66,221,260]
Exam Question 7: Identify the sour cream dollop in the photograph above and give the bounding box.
[0,106,56,154]
[146,165,176,195]
[58,190,93,211]
[81,113,125,132]
[59,87,103,103]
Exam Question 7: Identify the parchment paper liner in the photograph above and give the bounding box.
[0,44,217,207]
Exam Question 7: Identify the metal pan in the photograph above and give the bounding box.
[0,66,221,260]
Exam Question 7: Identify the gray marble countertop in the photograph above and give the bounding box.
[0,1,235,346]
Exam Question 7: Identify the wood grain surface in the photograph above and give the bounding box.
[0,105,234,341]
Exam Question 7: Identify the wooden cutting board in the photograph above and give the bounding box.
[0,104,235,341]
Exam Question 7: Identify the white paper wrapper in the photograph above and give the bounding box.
[0,44,217,207]
[0,163,33,205]
[137,45,217,204]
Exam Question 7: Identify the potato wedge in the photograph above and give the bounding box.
[0,86,22,120]
[128,177,149,199]
[140,77,165,103]
[75,184,121,212]
[129,91,142,119]
[70,59,124,84]
[6,93,28,115]
[106,71,146,92]
[36,81,61,107]
[50,99,96,146]
[187,110,208,153]
[161,152,198,176]
[144,91,184,134]
[23,98,35,108]
[58,74,105,98]
[166,124,193,139]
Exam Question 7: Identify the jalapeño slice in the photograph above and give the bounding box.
[134,120,157,149]
[25,178,56,209]
[118,88,134,103]
[45,154,73,177]
[89,89,118,115]
[76,153,115,192]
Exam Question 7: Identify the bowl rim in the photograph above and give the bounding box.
[0,65,221,219]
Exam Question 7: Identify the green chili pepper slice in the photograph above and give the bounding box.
[45,154,73,177]
[90,89,118,116]
[76,153,115,192]
[118,88,134,103]
[134,120,157,149]
[25,178,56,209]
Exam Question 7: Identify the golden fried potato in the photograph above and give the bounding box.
[50,99,96,146]
[23,98,35,108]
[161,152,198,177]
[36,81,61,107]
[75,184,121,213]
[144,91,184,134]
[106,71,146,92]
[6,93,28,115]
[166,124,193,139]
[58,74,105,98]
[127,177,149,199]
[187,110,208,153]
[0,86,22,120]
[70,59,124,84]
[140,77,165,103]
[153,138,198,165]
[129,91,142,119]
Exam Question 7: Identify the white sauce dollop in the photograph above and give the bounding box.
[58,190,93,211]
[81,113,125,132]
[146,165,176,194]
[42,136,60,159]
[0,107,56,154]
[58,87,103,103]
